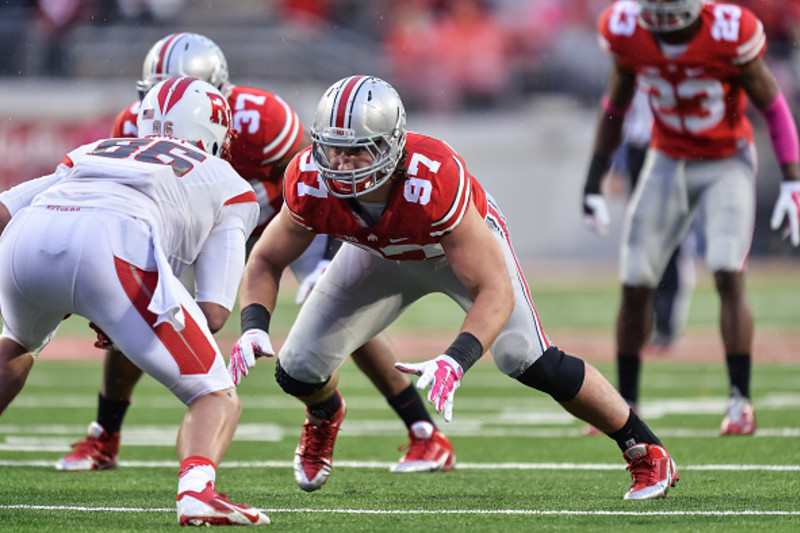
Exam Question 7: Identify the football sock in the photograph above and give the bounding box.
[97,393,131,434]
[178,456,216,494]
[616,353,641,405]
[388,384,435,429]
[725,354,751,398]
[307,390,342,420]
[608,408,662,452]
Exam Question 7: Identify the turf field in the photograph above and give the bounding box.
[0,259,798,531]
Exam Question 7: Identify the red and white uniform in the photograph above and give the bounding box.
[112,84,304,234]
[599,1,762,284]
[0,137,258,404]
[600,0,765,160]
[277,133,551,383]
[285,133,487,260]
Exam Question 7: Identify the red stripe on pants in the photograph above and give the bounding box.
[114,256,216,375]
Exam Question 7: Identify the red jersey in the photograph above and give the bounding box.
[284,132,488,261]
[110,84,305,234]
[599,1,766,159]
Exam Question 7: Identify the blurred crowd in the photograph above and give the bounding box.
[0,0,799,114]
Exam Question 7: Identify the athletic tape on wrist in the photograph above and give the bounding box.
[240,303,271,335]
[444,332,484,373]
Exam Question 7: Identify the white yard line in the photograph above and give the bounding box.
[1,459,799,471]
[1,504,798,517]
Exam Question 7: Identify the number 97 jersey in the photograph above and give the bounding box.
[599,1,766,160]
[283,132,488,261]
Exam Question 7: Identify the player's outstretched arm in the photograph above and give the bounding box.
[740,56,800,246]
[398,204,511,421]
[582,63,637,236]
[230,207,315,384]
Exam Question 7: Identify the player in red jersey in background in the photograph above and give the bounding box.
[231,75,679,499]
[55,33,453,475]
[581,0,800,435]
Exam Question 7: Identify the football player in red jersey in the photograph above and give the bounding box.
[232,75,679,500]
[55,33,453,476]
[581,0,800,436]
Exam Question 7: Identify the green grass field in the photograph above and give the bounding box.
[0,259,798,531]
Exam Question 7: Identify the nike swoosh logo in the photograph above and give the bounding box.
[216,498,262,524]
[389,237,408,243]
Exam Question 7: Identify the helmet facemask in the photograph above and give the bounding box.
[638,0,703,33]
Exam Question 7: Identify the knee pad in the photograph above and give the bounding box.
[274,359,330,397]
[515,346,585,402]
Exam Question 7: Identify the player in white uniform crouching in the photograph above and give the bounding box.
[0,77,269,526]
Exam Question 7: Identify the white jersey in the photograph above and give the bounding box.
[2,136,259,314]
[30,137,258,270]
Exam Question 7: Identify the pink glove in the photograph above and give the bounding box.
[228,328,274,386]
[395,355,463,422]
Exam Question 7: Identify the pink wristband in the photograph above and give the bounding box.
[761,92,800,165]
[601,94,629,119]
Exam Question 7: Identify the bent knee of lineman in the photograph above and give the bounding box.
[192,388,242,417]
[275,359,331,398]
[515,346,585,402]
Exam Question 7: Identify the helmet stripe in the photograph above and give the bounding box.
[154,33,183,77]
[156,77,195,115]
[333,75,367,129]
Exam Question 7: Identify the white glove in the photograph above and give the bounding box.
[583,193,610,236]
[228,328,274,386]
[295,259,332,304]
[395,355,464,422]
[770,181,800,247]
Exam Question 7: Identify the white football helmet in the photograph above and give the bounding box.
[638,0,703,32]
[311,75,406,198]
[136,33,229,100]
[137,77,233,158]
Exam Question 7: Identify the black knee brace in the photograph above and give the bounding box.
[516,346,585,402]
[274,359,330,397]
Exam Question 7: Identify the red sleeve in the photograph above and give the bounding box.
[732,6,767,65]
[282,149,317,230]
[110,102,140,138]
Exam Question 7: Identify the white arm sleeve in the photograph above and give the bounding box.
[0,172,62,215]
[193,202,255,309]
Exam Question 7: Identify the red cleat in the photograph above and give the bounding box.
[177,481,269,526]
[623,443,679,500]
[390,421,456,473]
[293,398,347,492]
[720,397,756,436]
[55,422,119,472]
